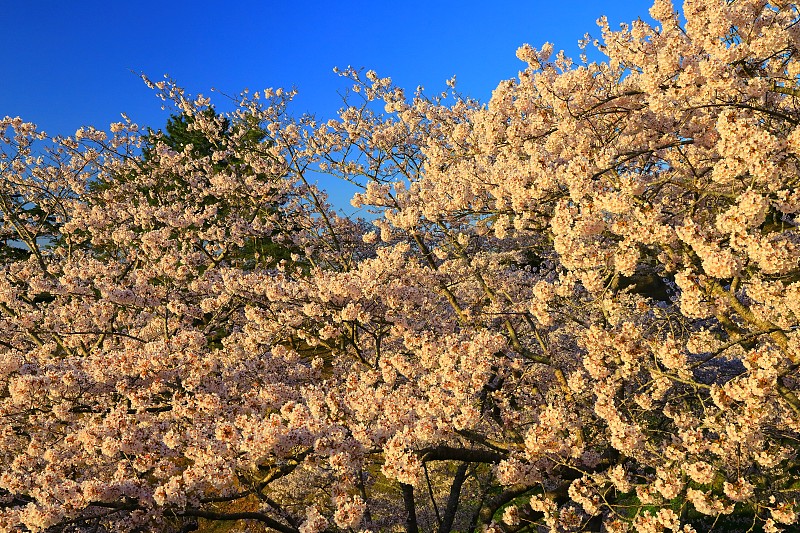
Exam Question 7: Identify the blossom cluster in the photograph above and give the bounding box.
[2,0,800,531]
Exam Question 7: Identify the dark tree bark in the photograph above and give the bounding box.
[438,463,469,533]
[401,483,419,533]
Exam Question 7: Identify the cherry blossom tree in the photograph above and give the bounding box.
[2,0,800,531]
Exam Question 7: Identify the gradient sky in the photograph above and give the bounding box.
[3,0,656,209]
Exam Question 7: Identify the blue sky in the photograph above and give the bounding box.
[3,0,656,209]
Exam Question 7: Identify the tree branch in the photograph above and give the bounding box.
[178,509,299,533]
[401,483,419,533]
[438,463,468,533]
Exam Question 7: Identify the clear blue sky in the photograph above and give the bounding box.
[3,0,656,209]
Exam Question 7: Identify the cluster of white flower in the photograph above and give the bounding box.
[2,0,800,530]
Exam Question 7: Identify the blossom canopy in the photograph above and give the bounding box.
[1,1,800,532]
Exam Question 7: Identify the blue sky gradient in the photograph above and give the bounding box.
[5,1,658,132]
[4,0,656,209]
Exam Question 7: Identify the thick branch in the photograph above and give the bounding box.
[438,463,468,533]
[401,483,419,533]
[770,83,800,98]
[473,484,533,530]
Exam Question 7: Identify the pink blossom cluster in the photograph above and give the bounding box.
[2,0,800,531]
